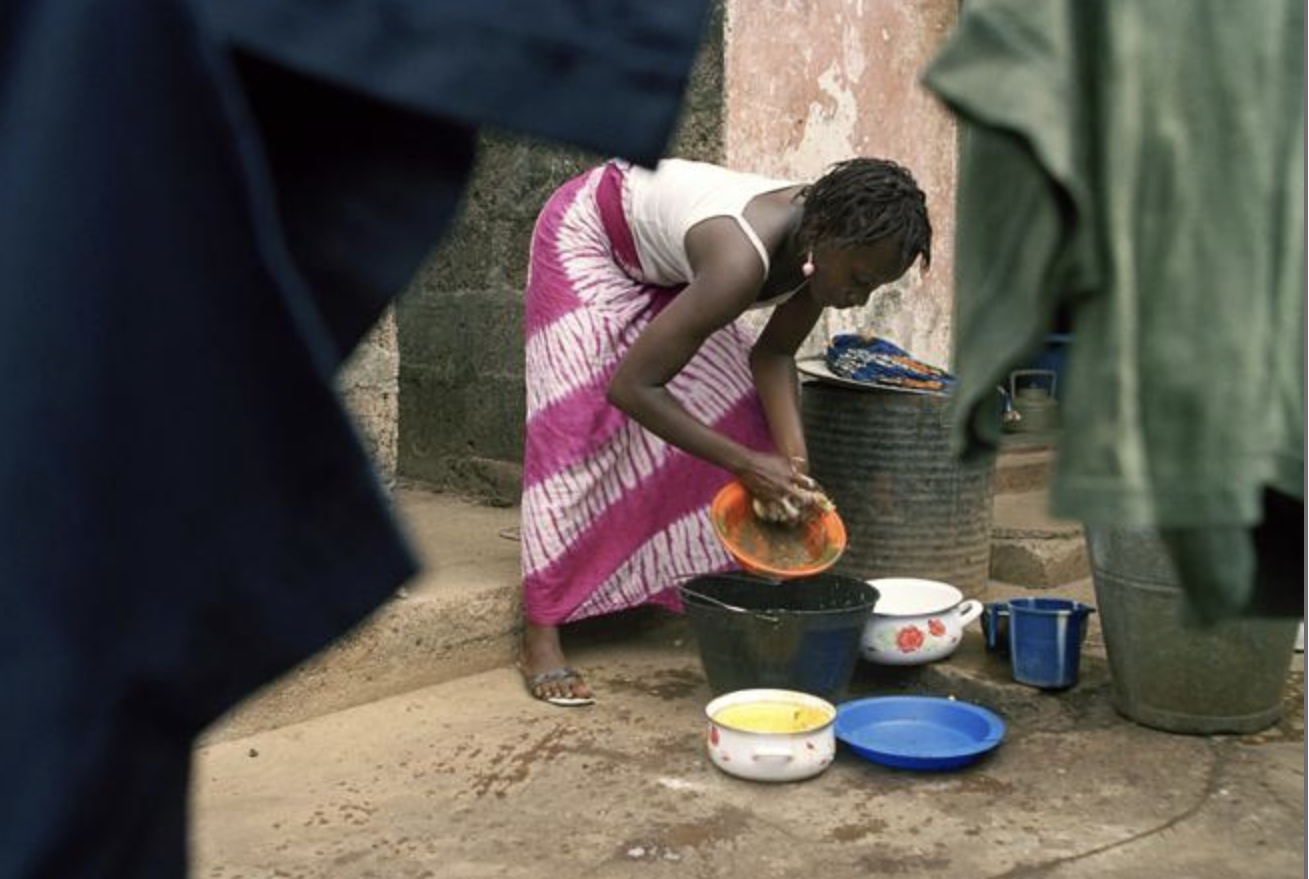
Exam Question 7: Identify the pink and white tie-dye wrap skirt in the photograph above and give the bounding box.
[521,162,775,625]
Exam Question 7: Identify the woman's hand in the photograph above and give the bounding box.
[737,451,810,506]
[739,452,837,524]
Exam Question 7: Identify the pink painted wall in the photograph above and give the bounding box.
[724,0,959,366]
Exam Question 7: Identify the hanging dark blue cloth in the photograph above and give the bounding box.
[0,1,709,876]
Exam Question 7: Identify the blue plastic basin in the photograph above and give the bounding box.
[835,696,1006,771]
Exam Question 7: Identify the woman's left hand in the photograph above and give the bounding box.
[736,450,804,503]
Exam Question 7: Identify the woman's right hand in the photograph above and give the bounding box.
[737,451,810,506]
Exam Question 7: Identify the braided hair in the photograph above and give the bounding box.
[795,158,932,272]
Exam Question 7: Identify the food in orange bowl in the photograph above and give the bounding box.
[709,481,847,579]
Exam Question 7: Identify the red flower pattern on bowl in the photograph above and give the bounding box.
[896,625,925,653]
[862,578,985,666]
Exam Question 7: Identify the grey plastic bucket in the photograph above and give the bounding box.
[1085,526,1297,735]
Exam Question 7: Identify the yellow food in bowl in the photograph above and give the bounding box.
[713,702,832,734]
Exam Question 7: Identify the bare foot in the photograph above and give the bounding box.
[521,621,593,702]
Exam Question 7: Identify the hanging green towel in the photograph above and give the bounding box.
[923,0,1305,622]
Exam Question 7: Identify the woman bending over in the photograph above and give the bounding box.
[519,157,931,705]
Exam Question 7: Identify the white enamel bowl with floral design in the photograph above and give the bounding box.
[704,689,837,783]
[861,578,983,665]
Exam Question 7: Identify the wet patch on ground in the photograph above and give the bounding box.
[598,666,708,701]
[829,818,889,841]
[464,724,572,798]
[852,846,953,875]
[544,728,706,778]
[614,804,755,864]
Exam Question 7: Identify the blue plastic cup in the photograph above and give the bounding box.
[983,598,1095,689]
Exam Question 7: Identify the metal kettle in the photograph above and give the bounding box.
[1005,369,1060,433]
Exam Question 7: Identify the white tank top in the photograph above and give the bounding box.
[623,159,798,293]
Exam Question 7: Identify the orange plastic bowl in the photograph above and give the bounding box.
[709,480,847,580]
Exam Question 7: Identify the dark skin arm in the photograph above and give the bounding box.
[750,286,823,476]
[606,215,818,504]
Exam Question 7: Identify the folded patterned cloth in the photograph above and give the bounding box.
[825,333,955,393]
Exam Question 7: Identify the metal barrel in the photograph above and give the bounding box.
[1085,526,1297,734]
[801,381,995,598]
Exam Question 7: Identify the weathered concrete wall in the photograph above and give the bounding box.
[725,0,958,367]
[338,312,399,484]
[393,1,960,503]
[395,5,725,503]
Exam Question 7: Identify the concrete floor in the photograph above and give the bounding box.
[191,592,1305,879]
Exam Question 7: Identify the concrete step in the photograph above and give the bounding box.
[206,488,523,743]
[991,444,1055,495]
[206,479,1095,743]
[989,489,1089,588]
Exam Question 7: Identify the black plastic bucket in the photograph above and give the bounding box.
[681,572,879,701]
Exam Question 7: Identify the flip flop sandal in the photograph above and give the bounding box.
[521,666,595,707]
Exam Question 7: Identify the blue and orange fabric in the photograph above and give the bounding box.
[825,333,954,395]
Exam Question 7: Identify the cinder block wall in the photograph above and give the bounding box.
[339,313,400,484]
[395,5,726,503]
